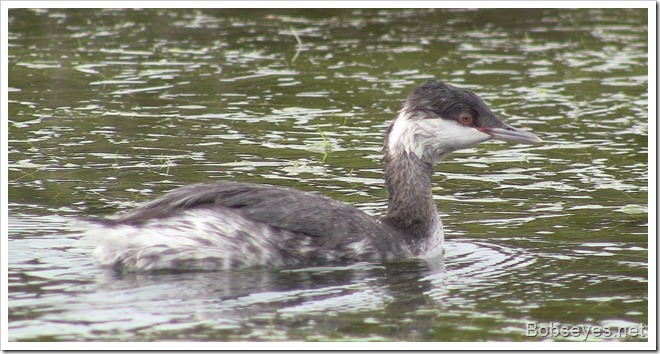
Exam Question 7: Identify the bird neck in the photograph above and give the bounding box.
[381,148,441,246]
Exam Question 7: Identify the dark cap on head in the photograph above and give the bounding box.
[403,80,542,144]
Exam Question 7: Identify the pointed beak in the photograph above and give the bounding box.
[479,125,542,144]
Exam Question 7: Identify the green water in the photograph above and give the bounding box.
[7,8,649,343]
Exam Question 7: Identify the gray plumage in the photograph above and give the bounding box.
[88,80,541,271]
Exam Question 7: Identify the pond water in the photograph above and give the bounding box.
[6,7,650,345]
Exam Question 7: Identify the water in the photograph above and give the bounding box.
[7,8,649,343]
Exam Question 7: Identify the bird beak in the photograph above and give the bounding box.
[479,125,542,144]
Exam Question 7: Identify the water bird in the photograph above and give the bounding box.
[90,80,542,271]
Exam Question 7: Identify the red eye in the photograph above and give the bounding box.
[459,114,474,126]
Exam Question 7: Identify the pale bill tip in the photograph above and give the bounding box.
[483,127,543,145]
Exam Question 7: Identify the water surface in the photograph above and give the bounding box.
[7,8,649,343]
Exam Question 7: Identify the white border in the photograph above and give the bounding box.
[1,0,8,349]
[0,0,657,9]
[2,1,655,351]
[646,2,657,351]
[0,341,657,351]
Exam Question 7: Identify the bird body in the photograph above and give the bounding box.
[89,80,541,271]
[92,182,412,270]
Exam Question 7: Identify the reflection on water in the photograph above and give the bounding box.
[8,211,647,342]
[8,8,648,343]
[9,213,539,341]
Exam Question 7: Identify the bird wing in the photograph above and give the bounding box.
[104,182,396,249]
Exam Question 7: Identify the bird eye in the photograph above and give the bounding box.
[458,114,474,126]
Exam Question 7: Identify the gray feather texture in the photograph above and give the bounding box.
[88,80,540,271]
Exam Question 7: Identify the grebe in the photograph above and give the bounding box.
[90,80,542,271]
